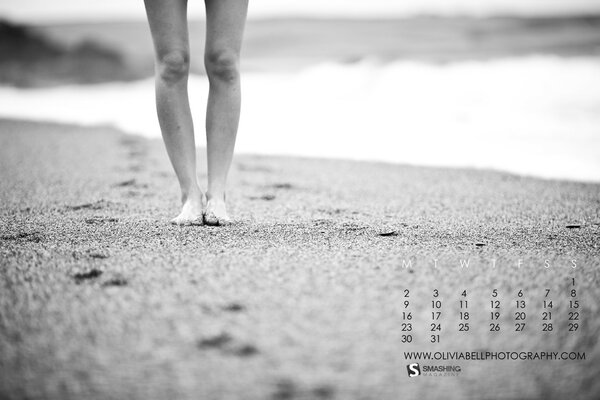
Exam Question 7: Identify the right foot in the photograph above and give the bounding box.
[171,192,204,226]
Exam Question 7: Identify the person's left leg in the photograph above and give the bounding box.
[203,0,249,225]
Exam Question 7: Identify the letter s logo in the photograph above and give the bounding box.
[407,363,421,377]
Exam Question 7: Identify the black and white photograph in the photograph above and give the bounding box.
[0,0,599,399]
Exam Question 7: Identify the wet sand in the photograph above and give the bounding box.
[1,119,599,399]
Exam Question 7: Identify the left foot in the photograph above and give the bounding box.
[203,197,231,226]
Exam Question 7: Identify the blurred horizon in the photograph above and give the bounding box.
[2,15,599,87]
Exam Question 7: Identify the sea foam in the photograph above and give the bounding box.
[1,55,599,182]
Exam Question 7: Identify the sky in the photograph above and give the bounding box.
[1,0,600,23]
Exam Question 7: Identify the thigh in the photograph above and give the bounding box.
[204,0,249,56]
[144,0,189,57]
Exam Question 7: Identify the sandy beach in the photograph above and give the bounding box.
[1,119,599,399]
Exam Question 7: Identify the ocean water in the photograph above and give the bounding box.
[5,0,600,22]
[1,55,599,182]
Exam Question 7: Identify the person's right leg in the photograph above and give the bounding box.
[144,0,203,225]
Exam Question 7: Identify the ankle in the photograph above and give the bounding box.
[181,184,203,204]
[206,190,226,202]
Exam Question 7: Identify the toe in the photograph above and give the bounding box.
[204,214,232,226]
[203,200,231,226]
[203,211,220,226]
[218,215,232,225]
[189,217,204,226]
[171,213,203,226]
[170,217,181,225]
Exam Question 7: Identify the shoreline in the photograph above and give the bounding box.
[2,116,599,185]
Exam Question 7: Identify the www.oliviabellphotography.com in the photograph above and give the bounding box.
[0,1,599,399]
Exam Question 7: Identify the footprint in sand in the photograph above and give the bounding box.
[120,141,149,171]
[271,379,335,400]
[101,276,128,287]
[270,183,294,190]
[122,139,149,173]
[114,179,136,187]
[221,302,245,312]
[128,164,144,172]
[196,332,259,357]
[232,344,259,357]
[197,332,232,348]
[340,222,367,232]
[249,194,276,201]
[312,385,335,399]
[72,249,110,260]
[113,178,149,189]
[73,268,103,283]
[66,199,111,211]
[1,232,42,243]
[112,178,150,200]
[317,207,346,216]
[271,379,298,400]
[88,251,110,259]
[128,149,147,158]
[84,216,119,224]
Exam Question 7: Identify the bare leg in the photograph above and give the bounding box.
[203,0,249,226]
[144,0,203,225]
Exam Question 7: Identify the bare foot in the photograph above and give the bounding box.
[171,193,204,226]
[203,197,231,226]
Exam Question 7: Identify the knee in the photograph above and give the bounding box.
[204,49,239,83]
[156,50,190,83]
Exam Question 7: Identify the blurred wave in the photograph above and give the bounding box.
[1,55,599,182]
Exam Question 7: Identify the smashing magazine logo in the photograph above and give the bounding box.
[407,363,461,377]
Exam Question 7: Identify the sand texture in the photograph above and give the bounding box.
[1,119,599,400]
